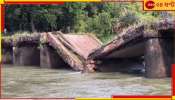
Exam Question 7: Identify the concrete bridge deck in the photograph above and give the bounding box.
[88,19,175,59]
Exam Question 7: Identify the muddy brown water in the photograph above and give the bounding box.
[2,64,171,98]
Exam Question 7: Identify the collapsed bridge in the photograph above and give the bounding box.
[2,19,175,78]
[2,32,102,71]
[88,19,175,78]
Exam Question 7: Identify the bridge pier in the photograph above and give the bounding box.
[2,47,13,64]
[13,43,40,66]
[145,37,173,78]
[40,44,70,69]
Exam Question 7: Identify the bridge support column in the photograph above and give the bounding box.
[145,38,172,78]
[13,44,40,66]
[40,44,69,69]
[2,47,13,64]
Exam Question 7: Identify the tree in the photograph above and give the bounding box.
[5,3,162,43]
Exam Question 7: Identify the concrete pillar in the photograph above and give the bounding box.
[145,38,172,78]
[2,47,13,64]
[40,44,69,69]
[13,43,40,66]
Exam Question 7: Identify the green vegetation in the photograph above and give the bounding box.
[5,3,170,43]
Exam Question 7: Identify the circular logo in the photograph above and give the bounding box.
[145,0,155,9]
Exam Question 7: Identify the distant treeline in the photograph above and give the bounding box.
[5,3,170,42]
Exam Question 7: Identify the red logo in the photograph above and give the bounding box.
[145,0,155,9]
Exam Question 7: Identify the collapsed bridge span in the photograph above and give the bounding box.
[88,19,175,78]
[44,32,102,71]
[2,32,102,71]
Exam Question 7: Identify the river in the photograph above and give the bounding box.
[2,64,171,98]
